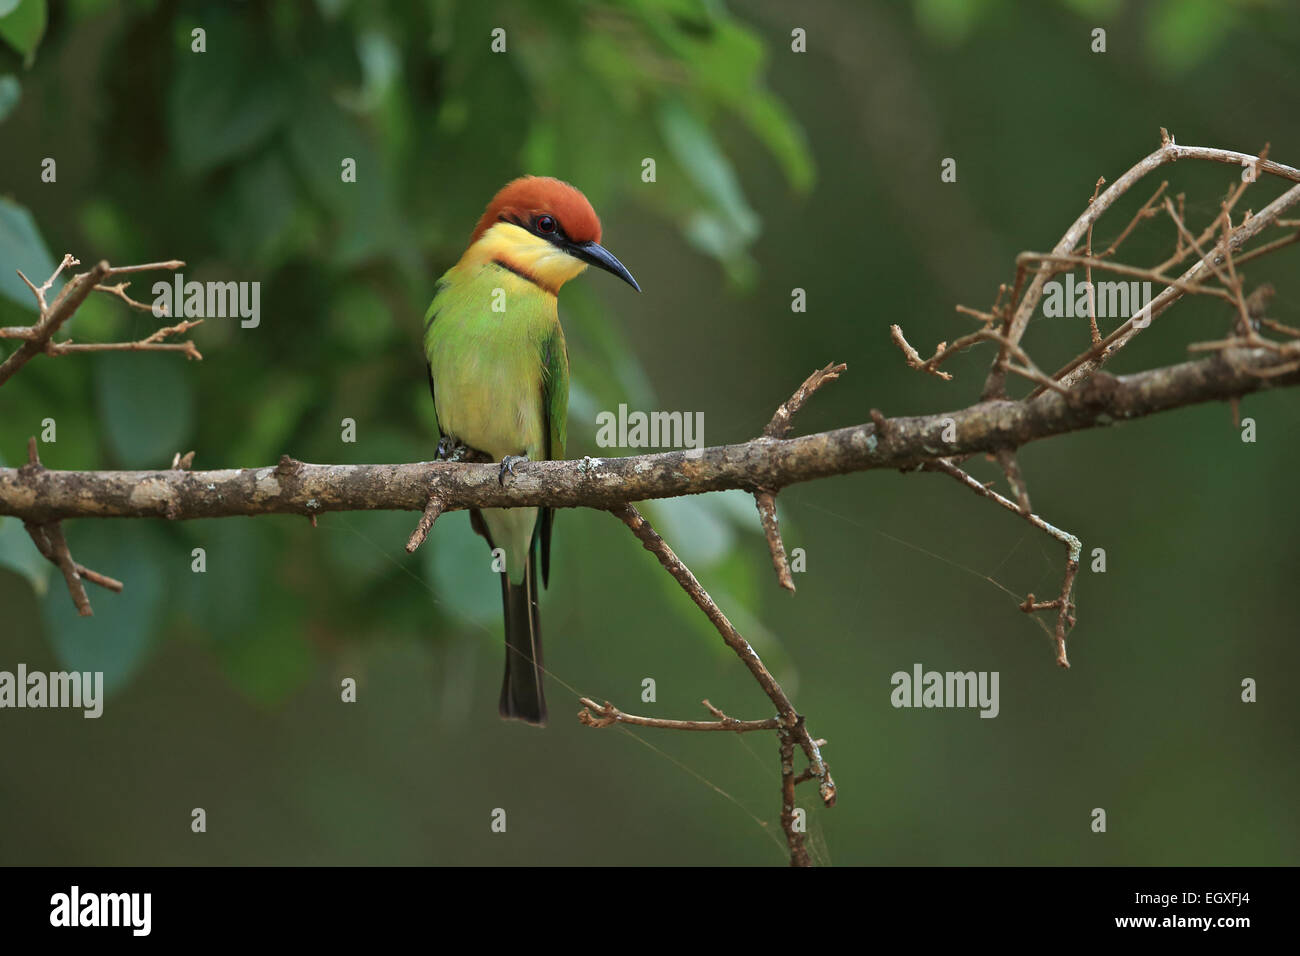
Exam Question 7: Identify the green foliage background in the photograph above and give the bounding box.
[1,0,1297,865]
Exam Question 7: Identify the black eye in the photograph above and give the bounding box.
[536,215,556,234]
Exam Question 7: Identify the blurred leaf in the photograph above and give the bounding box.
[211,599,313,705]
[0,0,46,64]
[168,18,292,174]
[709,488,766,529]
[0,73,19,122]
[650,495,735,568]
[1061,0,1122,14]
[94,354,195,467]
[327,282,396,355]
[227,376,316,465]
[659,100,758,238]
[212,146,299,264]
[289,96,370,218]
[177,519,266,637]
[338,29,399,113]
[560,283,659,444]
[78,198,141,260]
[913,0,986,46]
[741,94,814,193]
[0,197,54,310]
[0,364,103,468]
[41,523,166,695]
[0,514,50,596]
[315,0,349,20]
[288,95,404,266]
[658,99,759,280]
[424,510,499,629]
[1148,0,1239,75]
[323,509,415,582]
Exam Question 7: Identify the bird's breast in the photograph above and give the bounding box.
[426,264,555,462]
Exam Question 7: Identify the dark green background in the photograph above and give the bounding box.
[1,0,1296,865]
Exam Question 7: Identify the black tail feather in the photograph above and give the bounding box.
[498,548,546,726]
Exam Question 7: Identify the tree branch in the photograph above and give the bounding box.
[3,347,1295,526]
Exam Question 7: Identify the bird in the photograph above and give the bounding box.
[423,176,640,726]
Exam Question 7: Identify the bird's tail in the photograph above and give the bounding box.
[498,546,546,726]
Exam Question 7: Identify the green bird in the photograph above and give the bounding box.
[423,176,640,726]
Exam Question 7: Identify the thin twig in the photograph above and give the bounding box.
[763,362,847,439]
[1084,177,1104,345]
[779,729,811,867]
[921,459,1080,667]
[755,491,795,593]
[577,698,780,732]
[94,281,164,314]
[405,495,446,552]
[754,362,846,592]
[14,438,123,615]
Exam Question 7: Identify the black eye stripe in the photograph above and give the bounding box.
[498,212,566,240]
[530,215,569,243]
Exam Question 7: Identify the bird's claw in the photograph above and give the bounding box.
[436,436,470,462]
[499,455,529,485]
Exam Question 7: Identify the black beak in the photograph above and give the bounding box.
[570,240,641,292]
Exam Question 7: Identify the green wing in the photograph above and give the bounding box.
[538,325,569,587]
[422,277,448,446]
[541,327,569,462]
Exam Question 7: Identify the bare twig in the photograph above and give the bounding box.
[921,458,1080,667]
[0,256,191,386]
[763,362,846,439]
[607,502,834,865]
[1096,180,1167,258]
[754,490,795,593]
[994,447,1031,515]
[405,495,446,553]
[1038,182,1300,396]
[17,439,123,615]
[104,260,186,276]
[94,281,164,314]
[890,325,953,380]
[779,728,811,867]
[754,362,846,592]
[1084,177,1104,344]
[982,134,1300,400]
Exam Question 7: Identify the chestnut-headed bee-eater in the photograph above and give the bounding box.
[424,177,640,726]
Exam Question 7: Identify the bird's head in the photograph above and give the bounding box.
[466,176,640,294]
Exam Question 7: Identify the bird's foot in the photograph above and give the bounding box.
[499,454,529,485]
[436,436,470,462]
